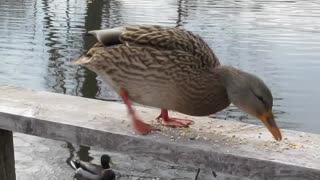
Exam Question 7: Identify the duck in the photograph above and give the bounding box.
[70,154,116,180]
[74,25,282,141]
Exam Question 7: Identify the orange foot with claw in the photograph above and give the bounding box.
[156,109,194,127]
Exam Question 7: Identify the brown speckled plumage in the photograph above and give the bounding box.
[75,25,282,140]
[79,25,228,116]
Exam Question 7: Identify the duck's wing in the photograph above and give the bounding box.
[75,168,100,180]
[78,161,101,175]
[88,25,220,69]
[102,169,116,180]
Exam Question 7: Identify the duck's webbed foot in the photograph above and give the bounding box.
[119,88,157,135]
[156,109,194,127]
[131,116,155,135]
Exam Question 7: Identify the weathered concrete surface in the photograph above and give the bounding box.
[14,133,247,180]
[14,133,75,180]
[0,129,15,180]
[0,85,319,179]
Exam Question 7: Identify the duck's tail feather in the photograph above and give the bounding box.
[70,160,81,170]
[73,55,91,65]
[88,27,124,46]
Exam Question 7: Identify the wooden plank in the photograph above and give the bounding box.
[0,129,16,180]
[0,85,319,179]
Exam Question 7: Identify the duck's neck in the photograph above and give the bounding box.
[215,65,243,85]
[102,164,110,169]
[215,65,248,100]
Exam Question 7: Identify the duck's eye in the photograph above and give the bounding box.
[250,89,267,106]
[257,95,264,102]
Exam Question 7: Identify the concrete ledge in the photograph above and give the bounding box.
[0,86,319,179]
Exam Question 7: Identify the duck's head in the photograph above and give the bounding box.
[217,66,282,141]
[101,154,113,169]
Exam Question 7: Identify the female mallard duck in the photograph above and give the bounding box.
[70,154,115,180]
[75,25,282,140]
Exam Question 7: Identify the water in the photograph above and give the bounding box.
[0,0,320,179]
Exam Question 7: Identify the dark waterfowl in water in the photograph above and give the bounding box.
[70,154,115,180]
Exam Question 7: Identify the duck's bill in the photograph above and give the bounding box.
[259,111,282,141]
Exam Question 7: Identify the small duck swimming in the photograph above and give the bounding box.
[70,154,116,180]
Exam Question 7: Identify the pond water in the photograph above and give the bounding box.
[0,0,320,179]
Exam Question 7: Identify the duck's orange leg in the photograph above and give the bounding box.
[156,109,194,127]
[119,88,155,135]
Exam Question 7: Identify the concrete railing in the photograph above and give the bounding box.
[0,86,319,180]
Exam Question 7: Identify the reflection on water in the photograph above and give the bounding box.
[1,0,320,177]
